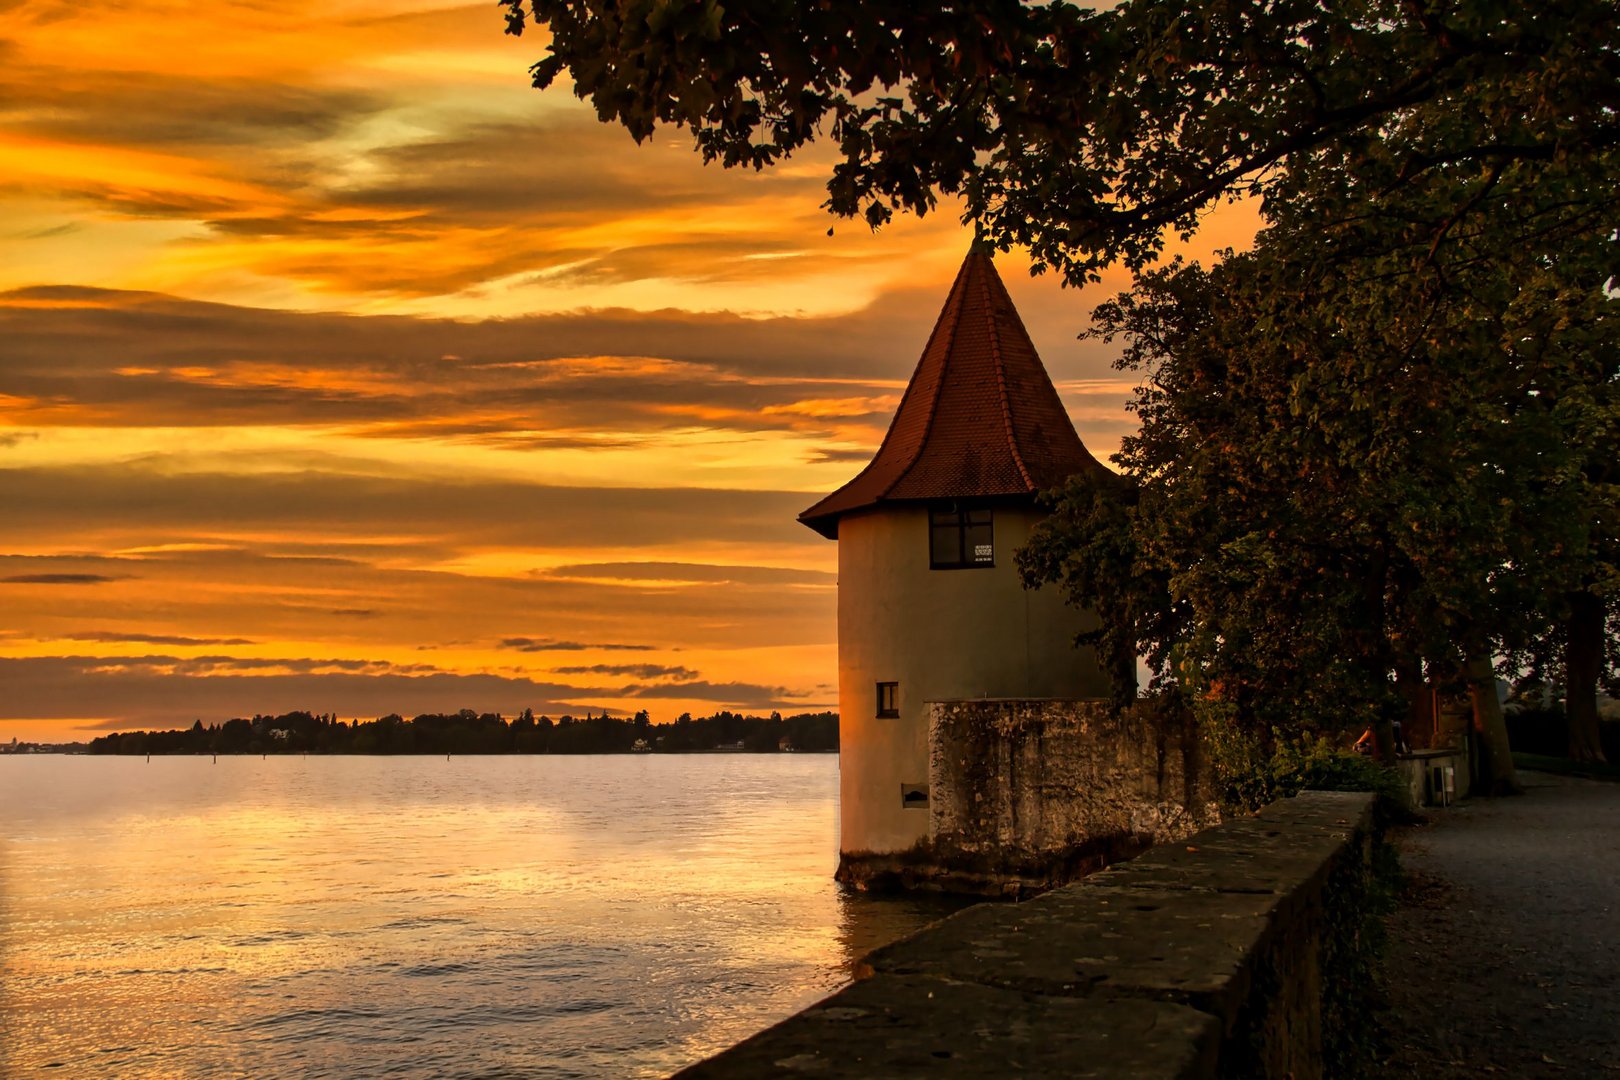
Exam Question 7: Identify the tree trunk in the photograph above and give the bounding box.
[1372,715,1398,763]
[1466,654,1521,795]
[1364,541,1398,763]
[1395,655,1430,750]
[1566,589,1608,764]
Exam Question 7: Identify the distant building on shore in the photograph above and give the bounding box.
[799,242,1115,883]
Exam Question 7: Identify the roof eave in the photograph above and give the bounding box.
[799,488,1056,540]
[797,508,840,540]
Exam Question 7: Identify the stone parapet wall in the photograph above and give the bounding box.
[675,790,1384,1080]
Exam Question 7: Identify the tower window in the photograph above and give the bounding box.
[876,681,899,717]
[901,784,929,809]
[929,506,993,569]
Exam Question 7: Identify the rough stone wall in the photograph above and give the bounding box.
[675,791,1386,1080]
[926,698,1218,882]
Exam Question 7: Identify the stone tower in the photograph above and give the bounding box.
[800,244,1112,877]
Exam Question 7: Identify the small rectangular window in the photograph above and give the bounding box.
[901,783,929,809]
[929,506,993,569]
[876,681,898,717]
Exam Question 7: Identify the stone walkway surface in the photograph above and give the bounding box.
[1383,771,1620,1077]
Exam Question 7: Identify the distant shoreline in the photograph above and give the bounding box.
[37,707,843,757]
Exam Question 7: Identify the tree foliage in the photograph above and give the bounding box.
[503,0,1620,282]
[1021,116,1618,790]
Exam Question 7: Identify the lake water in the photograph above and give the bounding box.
[0,754,964,1078]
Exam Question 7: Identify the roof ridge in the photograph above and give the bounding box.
[889,254,971,496]
[983,257,1034,490]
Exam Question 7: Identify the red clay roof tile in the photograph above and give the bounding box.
[800,247,1106,538]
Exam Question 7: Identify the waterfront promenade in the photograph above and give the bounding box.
[1383,771,1620,1076]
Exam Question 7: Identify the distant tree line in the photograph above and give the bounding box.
[85,708,839,756]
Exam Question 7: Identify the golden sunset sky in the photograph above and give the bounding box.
[0,0,1257,742]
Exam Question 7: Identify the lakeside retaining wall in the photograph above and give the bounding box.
[840,698,1219,895]
[675,790,1383,1079]
[931,698,1217,871]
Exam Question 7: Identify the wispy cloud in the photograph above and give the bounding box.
[0,284,942,436]
[552,663,700,681]
[618,680,813,707]
[0,652,608,727]
[66,631,257,646]
[2,573,121,585]
[500,638,657,654]
[542,562,834,586]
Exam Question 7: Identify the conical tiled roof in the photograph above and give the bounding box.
[800,245,1106,539]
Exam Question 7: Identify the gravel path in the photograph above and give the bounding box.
[1381,771,1620,1077]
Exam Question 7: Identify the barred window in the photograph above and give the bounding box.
[876,681,899,718]
[929,506,993,569]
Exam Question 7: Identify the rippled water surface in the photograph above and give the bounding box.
[1,755,962,1077]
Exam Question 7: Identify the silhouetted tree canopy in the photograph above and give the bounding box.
[502,0,1619,282]
[1021,106,1618,794]
[87,709,838,756]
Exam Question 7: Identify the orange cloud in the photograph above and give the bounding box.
[0,0,1265,741]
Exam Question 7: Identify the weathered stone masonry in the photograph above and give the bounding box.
[931,699,1217,867]
[675,790,1383,1080]
[840,698,1219,895]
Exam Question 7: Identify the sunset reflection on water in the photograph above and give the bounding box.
[1,755,965,1078]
